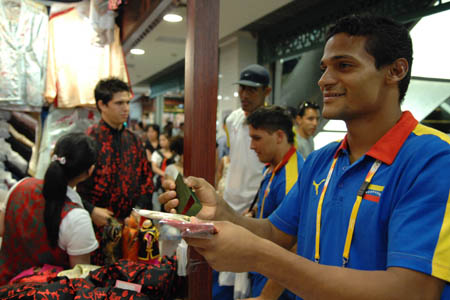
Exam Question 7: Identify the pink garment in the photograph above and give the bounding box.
[9,264,63,284]
[108,0,122,10]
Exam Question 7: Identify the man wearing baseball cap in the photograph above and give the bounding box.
[223,64,272,214]
[214,64,272,299]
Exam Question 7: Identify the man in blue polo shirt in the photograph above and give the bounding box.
[245,106,303,300]
[160,15,450,299]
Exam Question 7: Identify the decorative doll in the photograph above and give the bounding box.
[138,219,160,265]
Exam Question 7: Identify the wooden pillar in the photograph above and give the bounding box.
[184,0,219,299]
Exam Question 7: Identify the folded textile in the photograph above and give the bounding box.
[57,264,101,279]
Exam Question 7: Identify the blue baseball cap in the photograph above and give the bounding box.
[235,64,270,87]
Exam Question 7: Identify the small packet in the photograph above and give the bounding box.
[133,208,191,221]
[175,173,202,216]
[159,218,217,239]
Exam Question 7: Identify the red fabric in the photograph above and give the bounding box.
[0,178,78,285]
[9,264,63,284]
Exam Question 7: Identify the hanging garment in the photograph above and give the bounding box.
[34,106,100,179]
[44,6,129,108]
[8,111,38,142]
[90,0,115,46]
[0,0,48,111]
[0,138,28,176]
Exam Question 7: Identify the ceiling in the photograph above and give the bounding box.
[125,0,293,88]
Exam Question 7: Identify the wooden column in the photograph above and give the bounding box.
[184,0,219,299]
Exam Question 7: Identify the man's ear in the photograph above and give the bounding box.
[88,165,95,177]
[264,86,272,97]
[295,115,302,126]
[98,100,106,111]
[386,58,408,84]
[276,129,285,144]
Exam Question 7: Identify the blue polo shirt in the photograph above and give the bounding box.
[269,111,450,299]
[251,148,303,299]
[256,148,304,219]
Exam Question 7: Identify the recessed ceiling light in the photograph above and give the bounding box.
[163,13,183,22]
[130,48,145,55]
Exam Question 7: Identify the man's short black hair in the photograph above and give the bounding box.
[326,15,413,103]
[297,101,320,117]
[94,77,130,111]
[246,106,294,144]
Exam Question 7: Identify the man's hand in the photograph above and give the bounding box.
[159,176,220,220]
[91,206,114,227]
[185,220,263,273]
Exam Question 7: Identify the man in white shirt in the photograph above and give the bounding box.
[223,64,272,214]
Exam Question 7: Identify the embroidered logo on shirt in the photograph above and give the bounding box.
[363,184,384,203]
[313,179,326,195]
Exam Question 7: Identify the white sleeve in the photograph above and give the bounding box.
[165,165,179,180]
[151,151,162,165]
[58,208,99,256]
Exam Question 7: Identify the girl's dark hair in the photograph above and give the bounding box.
[169,135,184,156]
[145,123,160,137]
[43,132,98,248]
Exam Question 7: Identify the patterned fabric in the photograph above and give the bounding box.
[0,178,79,285]
[88,258,182,299]
[0,277,149,300]
[77,119,154,265]
[0,258,185,300]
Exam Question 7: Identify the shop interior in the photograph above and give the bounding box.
[0,0,449,298]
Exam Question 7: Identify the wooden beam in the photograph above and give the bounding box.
[184,0,219,299]
[120,0,173,53]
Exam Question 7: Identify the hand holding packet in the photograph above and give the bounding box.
[175,173,202,216]
[159,218,217,239]
[133,209,217,239]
